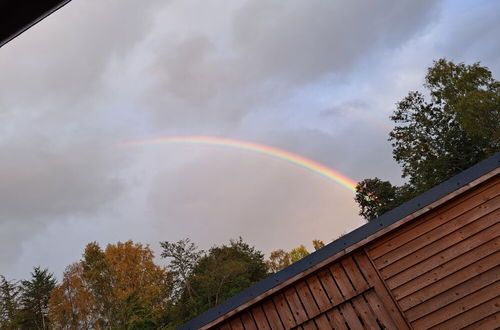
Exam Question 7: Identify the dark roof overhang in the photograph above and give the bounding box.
[0,0,71,48]
[180,152,500,329]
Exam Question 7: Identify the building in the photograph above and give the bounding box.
[180,153,499,329]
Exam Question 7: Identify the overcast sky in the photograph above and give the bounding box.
[1,0,499,280]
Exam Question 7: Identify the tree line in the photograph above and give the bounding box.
[1,238,324,329]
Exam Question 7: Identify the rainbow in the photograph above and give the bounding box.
[120,136,358,193]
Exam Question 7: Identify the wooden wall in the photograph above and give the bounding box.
[207,174,499,330]
[366,174,499,329]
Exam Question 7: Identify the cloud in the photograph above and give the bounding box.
[0,140,123,267]
[145,0,442,127]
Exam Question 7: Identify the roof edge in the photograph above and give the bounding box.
[0,0,72,48]
[179,152,500,330]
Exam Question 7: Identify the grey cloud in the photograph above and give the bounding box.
[435,1,500,73]
[0,0,163,110]
[0,141,123,269]
[232,0,442,83]
[145,0,443,128]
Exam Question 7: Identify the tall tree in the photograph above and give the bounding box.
[16,267,56,330]
[356,59,500,221]
[49,241,172,329]
[0,275,20,329]
[48,263,98,330]
[160,239,203,300]
[164,238,268,327]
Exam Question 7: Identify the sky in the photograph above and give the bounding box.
[1,0,499,280]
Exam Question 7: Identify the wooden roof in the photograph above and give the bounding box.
[180,152,500,329]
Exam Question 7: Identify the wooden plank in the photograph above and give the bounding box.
[317,268,344,305]
[329,263,356,299]
[461,311,499,329]
[405,263,500,321]
[350,295,380,329]
[369,179,500,259]
[386,220,500,288]
[294,281,320,318]
[305,275,331,312]
[283,287,309,324]
[240,311,257,330]
[300,320,317,330]
[262,299,284,329]
[429,296,500,330]
[399,255,499,311]
[229,317,245,330]
[338,302,364,329]
[381,209,500,282]
[368,179,500,259]
[251,305,271,330]
[312,314,331,329]
[273,293,296,328]
[341,256,370,292]
[326,308,348,330]
[364,290,398,330]
[392,241,499,300]
[411,281,500,329]
[353,252,411,330]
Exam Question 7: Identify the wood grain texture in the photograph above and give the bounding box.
[382,209,500,283]
[411,280,500,329]
[240,311,257,330]
[398,255,500,311]
[273,293,296,328]
[385,219,499,289]
[368,179,499,259]
[429,296,500,330]
[391,241,499,300]
[251,305,271,330]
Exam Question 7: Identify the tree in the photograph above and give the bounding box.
[160,239,203,300]
[164,238,268,327]
[16,267,56,330]
[48,263,98,329]
[49,241,172,329]
[266,240,325,274]
[0,275,20,329]
[356,59,500,221]
[265,249,291,273]
[289,245,310,263]
[312,239,325,251]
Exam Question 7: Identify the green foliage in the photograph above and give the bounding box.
[0,275,20,329]
[164,238,268,327]
[289,245,310,263]
[312,240,325,251]
[16,267,56,330]
[160,238,203,300]
[356,59,500,221]
[266,240,325,273]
